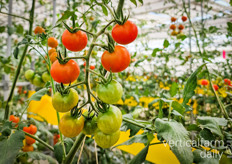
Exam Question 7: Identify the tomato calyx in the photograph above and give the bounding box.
[82,108,96,120]
[112,8,130,25]
[70,104,82,119]
[55,83,71,96]
[100,33,115,53]
[95,101,110,113]
[62,20,80,34]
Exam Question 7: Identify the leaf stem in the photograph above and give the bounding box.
[4,0,36,120]
[0,11,30,21]
[23,131,54,151]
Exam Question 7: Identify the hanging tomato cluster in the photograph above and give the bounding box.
[170,16,187,38]
[22,124,37,152]
[47,13,138,148]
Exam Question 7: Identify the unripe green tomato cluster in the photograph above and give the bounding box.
[94,105,122,148]
[24,69,50,87]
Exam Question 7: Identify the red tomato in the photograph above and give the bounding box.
[50,60,80,84]
[178,24,184,30]
[9,115,20,123]
[171,17,177,22]
[112,20,138,45]
[201,79,209,86]
[62,29,88,52]
[29,124,37,135]
[101,45,130,73]
[83,62,86,67]
[224,79,231,85]
[23,127,31,134]
[182,16,187,22]
[213,84,219,91]
[25,136,36,145]
[170,24,176,30]
[90,65,95,70]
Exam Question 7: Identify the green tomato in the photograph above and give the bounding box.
[25,69,35,80]
[52,88,79,113]
[96,80,123,104]
[32,74,45,87]
[94,129,120,148]
[82,111,98,135]
[42,72,50,83]
[59,113,84,138]
[97,105,122,134]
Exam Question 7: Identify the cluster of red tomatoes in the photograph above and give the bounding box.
[200,78,232,91]
[48,19,138,148]
[170,16,187,37]
[22,124,37,152]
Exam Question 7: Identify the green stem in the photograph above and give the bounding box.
[63,133,86,164]
[44,44,67,159]
[122,117,153,131]
[65,81,85,91]
[64,56,86,60]
[116,0,125,18]
[4,0,36,120]
[149,142,165,146]
[19,103,29,121]
[87,69,107,82]
[24,131,54,151]
[0,11,30,21]
[74,27,95,36]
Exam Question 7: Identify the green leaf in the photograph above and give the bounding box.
[101,5,108,16]
[114,134,148,147]
[187,124,201,131]
[13,46,19,59]
[172,101,185,115]
[151,48,161,57]
[170,82,178,97]
[134,58,145,67]
[121,115,141,137]
[163,39,170,48]
[171,110,183,118]
[128,145,149,164]
[182,64,205,105]
[57,10,74,24]
[155,118,193,164]
[27,88,49,102]
[197,116,227,138]
[138,0,143,4]
[0,130,25,164]
[130,0,137,6]
[54,138,74,163]
[16,24,24,34]
[193,149,219,164]
[175,42,181,48]
[158,99,163,118]
[199,129,215,141]
[0,26,5,33]
[26,152,57,164]
[230,0,232,6]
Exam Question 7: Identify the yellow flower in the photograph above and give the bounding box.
[27,91,65,125]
